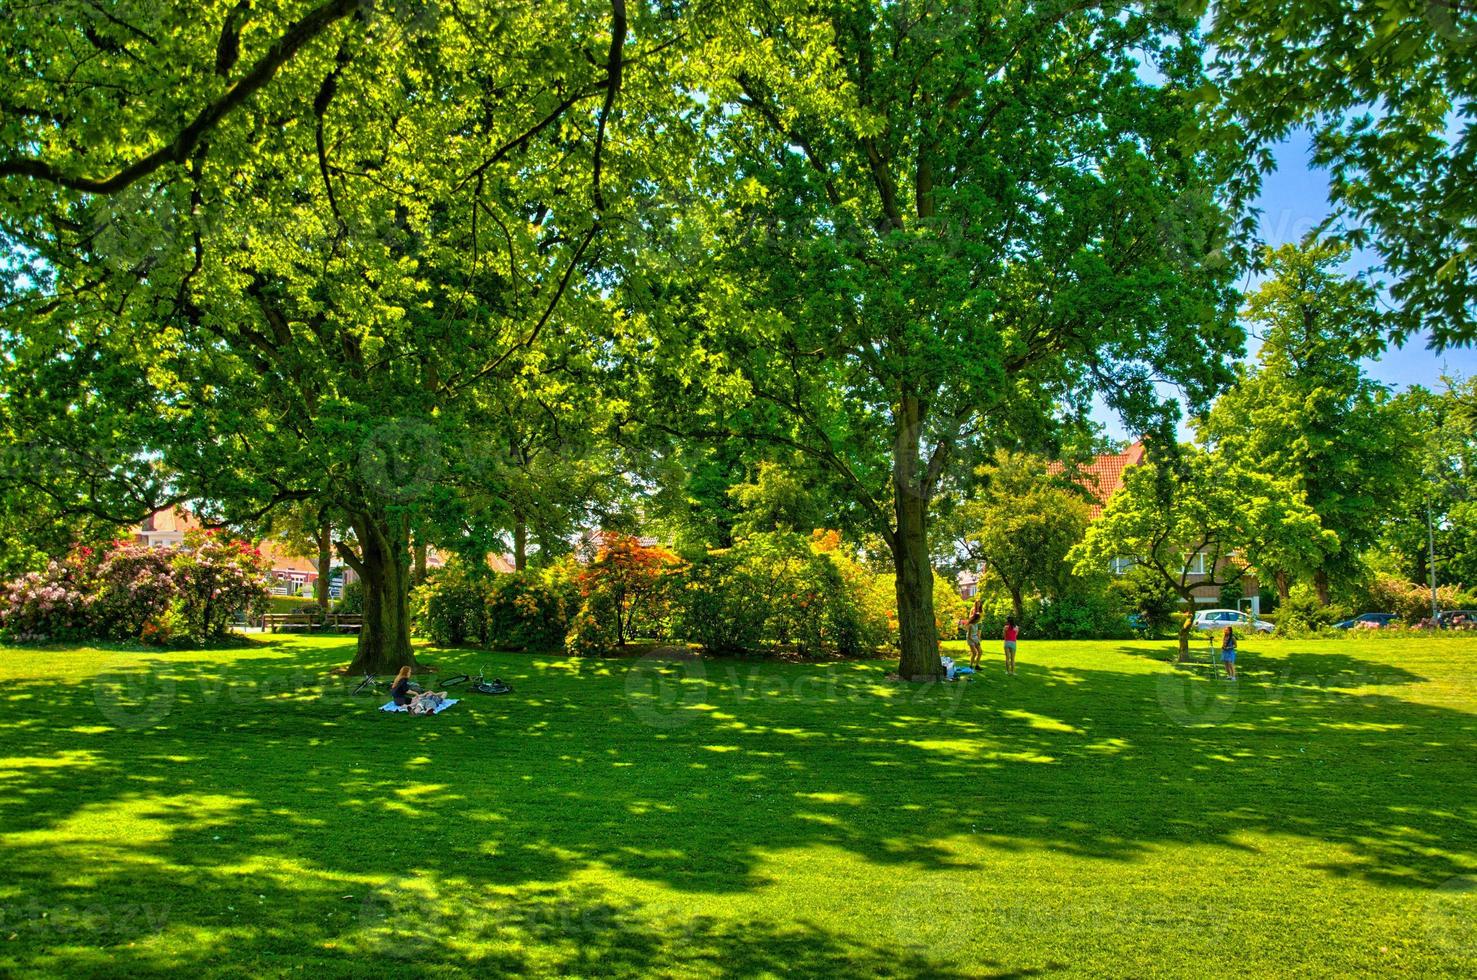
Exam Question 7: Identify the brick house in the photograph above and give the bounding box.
[958,443,1261,613]
[1069,442,1261,613]
[133,507,340,598]
[132,506,202,550]
[133,508,511,596]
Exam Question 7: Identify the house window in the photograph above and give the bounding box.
[1109,557,1134,576]
[1183,553,1207,576]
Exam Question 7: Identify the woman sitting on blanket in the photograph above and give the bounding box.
[390,666,417,706]
[391,666,448,713]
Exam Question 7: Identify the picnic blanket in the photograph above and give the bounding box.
[379,698,460,714]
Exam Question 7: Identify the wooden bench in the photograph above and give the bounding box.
[262,612,321,632]
[262,611,364,633]
[325,613,363,633]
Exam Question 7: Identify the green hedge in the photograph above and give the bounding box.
[267,595,321,614]
[674,533,889,658]
[410,563,571,649]
[486,573,569,650]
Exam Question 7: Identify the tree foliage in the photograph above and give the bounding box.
[1072,444,1334,658]
[0,0,662,671]
[573,532,683,648]
[628,0,1248,677]
[1197,0,1477,344]
[957,452,1091,620]
[1377,376,1477,590]
[1197,241,1413,602]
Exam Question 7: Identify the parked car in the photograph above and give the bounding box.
[1437,610,1477,630]
[1334,612,1397,630]
[1193,608,1276,634]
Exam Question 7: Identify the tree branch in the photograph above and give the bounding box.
[334,538,365,576]
[591,0,627,212]
[455,76,613,191]
[0,0,366,193]
[446,221,600,394]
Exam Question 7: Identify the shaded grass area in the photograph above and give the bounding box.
[1,635,1474,977]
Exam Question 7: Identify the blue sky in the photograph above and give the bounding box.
[1098,132,1476,442]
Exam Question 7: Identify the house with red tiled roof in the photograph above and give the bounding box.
[1065,442,1260,611]
[133,507,203,549]
[257,542,335,598]
[959,442,1261,612]
[133,508,341,597]
[1064,441,1148,519]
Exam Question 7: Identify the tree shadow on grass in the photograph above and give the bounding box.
[9,871,1055,979]
[1,636,1474,974]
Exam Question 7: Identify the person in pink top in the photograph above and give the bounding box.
[1003,617,1019,675]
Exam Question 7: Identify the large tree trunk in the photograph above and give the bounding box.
[1275,570,1290,603]
[1314,568,1331,606]
[345,510,417,675]
[514,517,528,571]
[314,520,332,615]
[1175,589,1198,662]
[1009,585,1024,623]
[412,536,428,586]
[892,396,940,680]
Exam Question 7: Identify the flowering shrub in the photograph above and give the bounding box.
[675,549,771,655]
[565,591,619,657]
[0,557,91,642]
[409,560,488,646]
[541,556,584,624]
[825,548,894,656]
[486,573,568,650]
[139,607,185,646]
[90,545,175,640]
[0,533,268,645]
[169,531,272,644]
[1364,574,1473,625]
[859,568,971,650]
[571,534,684,648]
[675,532,890,657]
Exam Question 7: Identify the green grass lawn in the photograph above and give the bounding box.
[1,634,1474,977]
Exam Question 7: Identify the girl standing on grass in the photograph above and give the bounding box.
[1003,617,1018,675]
[1221,626,1238,681]
[966,596,984,670]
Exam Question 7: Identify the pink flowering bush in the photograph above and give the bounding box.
[0,557,92,642]
[90,544,175,640]
[0,532,270,645]
[170,530,271,644]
